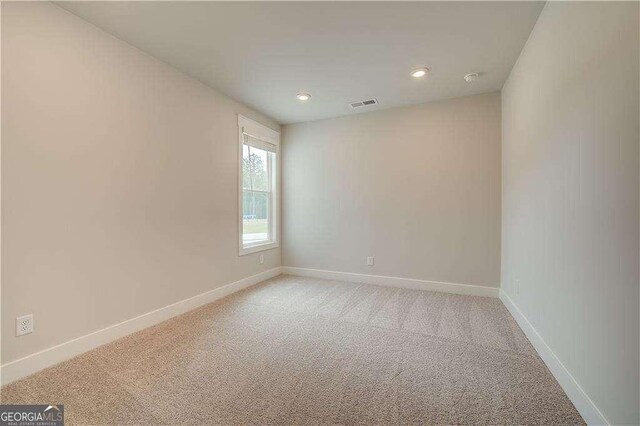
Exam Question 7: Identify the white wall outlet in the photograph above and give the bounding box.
[259,254,264,264]
[16,314,34,337]
[366,256,374,266]
[515,279,521,296]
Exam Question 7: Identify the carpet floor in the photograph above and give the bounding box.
[1,274,584,425]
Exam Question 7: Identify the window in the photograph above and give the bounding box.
[238,115,280,255]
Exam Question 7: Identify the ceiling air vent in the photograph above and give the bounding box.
[349,98,378,109]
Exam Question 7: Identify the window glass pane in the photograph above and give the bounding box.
[242,144,269,192]
[243,190,269,245]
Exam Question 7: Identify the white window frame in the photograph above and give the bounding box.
[238,114,280,256]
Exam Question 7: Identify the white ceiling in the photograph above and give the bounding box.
[57,1,545,124]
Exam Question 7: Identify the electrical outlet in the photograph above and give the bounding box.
[259,254,264,264]
[366,256,374,266]
[515,279,521,296]
[16,314,34,337]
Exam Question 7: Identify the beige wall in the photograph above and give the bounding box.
[1,2,280,364]
[283,93,501,287]
[501,2,639,424]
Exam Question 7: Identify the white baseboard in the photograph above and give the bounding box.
[0,267,282,387]
[282,266,499,298]
[499,290,608,426]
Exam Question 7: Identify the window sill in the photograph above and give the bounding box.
[239,241,279,256]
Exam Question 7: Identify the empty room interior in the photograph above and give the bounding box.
[1,1,639,425]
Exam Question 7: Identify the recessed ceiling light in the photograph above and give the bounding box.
[464,73,480,83]
[411,67,430,78]
[296,93,311,101]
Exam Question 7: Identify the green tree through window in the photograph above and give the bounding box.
[242,146,269,221]
[243,151,267,190]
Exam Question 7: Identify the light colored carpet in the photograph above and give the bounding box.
[1,274,584,425]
